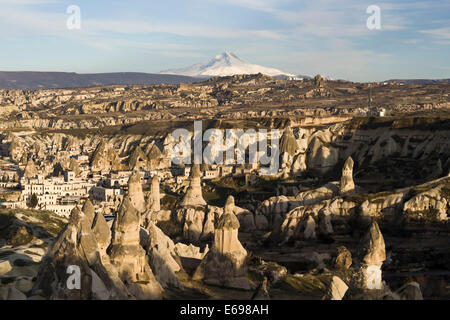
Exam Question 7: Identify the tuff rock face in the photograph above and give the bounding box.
[279,124,300,175]
[180,164,206,207]
[31,207,129,300]
[176,164,208,242]
[81,200,95,224]
[147,143,165,170]
[318,206,333,235]
[128,146,148,170]
[303,215,317,240]
[334,246,352,270]
[322,276,348,300]
[148,176,161,212]
[395,282,423,300]
[68,158,81,176]
[359,221,386,266]
[403,187,448,221]
[193,196,250,290]
[8,136,23,163]
[127,171,146,213]
[92,212,111,258]
[31,195,163,300]
[90,139,122,172]
[353,221,386,291]
[23,160,38,179]
[280,125,300,157]
[340,157,355,194]
[108,197,163,299]
[142,221,182,289]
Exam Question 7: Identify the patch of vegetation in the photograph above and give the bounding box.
[29,194,39,208]
[0,250,15,259]
[343,193,367,205]
[161,194,179,211]
[367,190,399,202]
[23,249,41,256]
[29,242,48,249]
[0,277,16,285]
[440,186,450,200]
[350,117,394,130]
[278,273,329,296]
[13,258,38,267]
[406,208,440,222]
[202,190,227,207]
[0,208,67,238]
[347,115,450,131]
[391,134,406,144]
[156,220,182,238]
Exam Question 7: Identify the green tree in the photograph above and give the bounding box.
[30,194,39,208]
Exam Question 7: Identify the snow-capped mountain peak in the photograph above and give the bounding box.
[160,52,295,78]
[214,51,239,61]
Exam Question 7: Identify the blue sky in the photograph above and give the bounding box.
[0,0,449,81]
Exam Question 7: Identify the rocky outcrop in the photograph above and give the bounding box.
[322,276,348,300]
[8,137,23,163]
[275,198,333,243]
[147,143,165,170]
[174,243,209,260]
[143,222,182,289]
[180,164,206,207]
[109,197,163,299]
[360,192,405,217]
[334,246,352,270]
[23,160,38,179]
[306,135,339,174]
[81,200,95,224]
[148,176,161,212]
[340,157,355,194]
[181,206,207,242]
[127,171,146,213]
[127,146,148,170]
[193,196,250,290]
[395,282,423,300]
[279,124,300,176]
[176,164,208,242]
[0,286,27,300]
[403,187,448,221]
[90,139,122,172]
[303,215,317,239]
[31,207,130,300]
[91,211,111,259]
[68,158,81,176]
[318,205,333,235]
[291,153,307,176]
[353,221,386,290]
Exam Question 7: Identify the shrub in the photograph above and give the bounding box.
[29,194,38,208]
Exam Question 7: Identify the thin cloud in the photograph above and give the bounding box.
[420,27,450,40]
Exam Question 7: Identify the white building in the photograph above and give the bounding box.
[20,175,95,214]
[0,201,26,209]
[203,169,219,180]
[42,204,76,217]
[90,186,124,203]
[64,171,75,182]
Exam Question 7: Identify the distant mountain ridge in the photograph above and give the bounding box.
[161,51,296,78]
[0,72,200,90]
